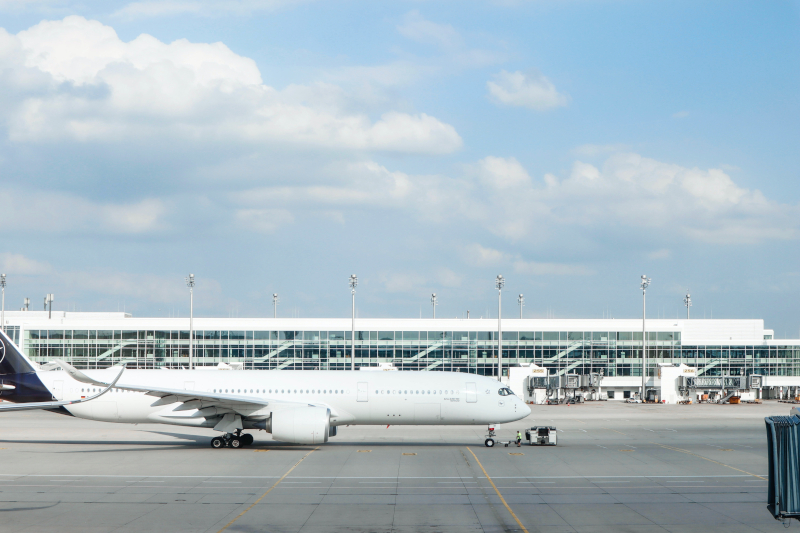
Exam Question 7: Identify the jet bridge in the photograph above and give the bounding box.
[678,374,763,403]
[522,372,604,404]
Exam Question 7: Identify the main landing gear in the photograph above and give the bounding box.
[210,430,255,449]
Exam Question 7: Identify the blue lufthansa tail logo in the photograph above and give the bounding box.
[0,340,5,365]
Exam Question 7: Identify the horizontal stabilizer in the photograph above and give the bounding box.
[0,366,125,413]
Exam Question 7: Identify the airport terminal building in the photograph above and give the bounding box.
[4,311,800,395]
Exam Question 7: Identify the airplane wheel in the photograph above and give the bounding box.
[210,437,225,449]
[485,438,495,448]
[230,438,242,449]
[241,434,254,446]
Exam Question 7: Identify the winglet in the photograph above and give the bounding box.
[53,359,125,388]
[83,365,125,401]
[54,359,103,385]
[0,365,124,413]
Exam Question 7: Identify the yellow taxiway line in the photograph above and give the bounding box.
[217,446,319,533]
[467,447,529,533]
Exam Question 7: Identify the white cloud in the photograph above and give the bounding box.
[235,208,294,233]
[0,253,53,276]
[230,160,475,225]
[463,244,592,275]
[464,243,509,267]
[378,267,464,295]
[380,272,426,294]
[572,143,631,157]
[0,189,166,234]
[224,151,799,246]
[475,156,531,189]
[487,70,568,111]
[513,260,593,276]
[62,270,224,306]
[541,153,800,243]
[436,267,463,288]
[113,0,317,18]
[397,11,462,49]
[0,17,462,155]
[647,249,672,260]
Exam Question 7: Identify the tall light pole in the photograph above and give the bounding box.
[431,293,437,319]
[273,293,279,318]
[518,293,524,319]
[46,294,54,319]
[23,297,30,311]
[496,275,504,381]
[684,290,692,319]
[0,274,6,334]
[640,275,651,400]
[349,274,357,371]
[186,274,195,370]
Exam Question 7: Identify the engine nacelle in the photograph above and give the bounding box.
[270,406,330,444]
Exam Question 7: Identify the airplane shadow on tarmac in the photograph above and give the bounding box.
[0,429,498,450]
[0,503,60,513]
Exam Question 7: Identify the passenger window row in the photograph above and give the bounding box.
[212,388,344,395]
[375,390,454,395]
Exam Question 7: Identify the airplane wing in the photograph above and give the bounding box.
[0,366,125,413]
[51,360,322,418]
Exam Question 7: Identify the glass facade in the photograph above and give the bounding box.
[20,327,800,377]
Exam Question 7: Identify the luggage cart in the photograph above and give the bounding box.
[525,426,557,446]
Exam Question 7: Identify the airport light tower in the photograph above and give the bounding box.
[1,274,6,334]
[45,294,54,319]
[518,293,524,319]
[496,274,505,381]
[186,274,195,370]
[349,274,357,371]
[273,293,279,318]
[640,275,651,400]
[23,297,29,312]
[431,293,437,319]
[684,291,692,319]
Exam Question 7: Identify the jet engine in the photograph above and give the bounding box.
[270,406,330,444]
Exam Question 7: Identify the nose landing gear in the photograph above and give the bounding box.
[209,430,255,449]
[484,425,497,447]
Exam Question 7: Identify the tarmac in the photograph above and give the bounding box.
[0,401,790,532]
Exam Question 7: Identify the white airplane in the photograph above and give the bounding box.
[0,330,529,448]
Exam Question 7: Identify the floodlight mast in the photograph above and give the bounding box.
[23,297,30,312]
[496,275,505,382]
[0,274,6,334]
[273,293,279,318]
[0,273,6,335]
[349,274,357,371]
[684,291,692,319]
[46,294,54,319]
[518,294,524,319]
[640,275,651,400]
[186,274,195,370]
[431,293,437,319]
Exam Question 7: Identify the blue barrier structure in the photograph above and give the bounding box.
[765,415,800,521]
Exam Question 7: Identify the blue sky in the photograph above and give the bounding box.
[0,1,798,336]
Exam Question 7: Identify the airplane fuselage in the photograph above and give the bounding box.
[33,369,529,428]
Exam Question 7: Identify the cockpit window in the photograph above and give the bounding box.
[498,387,515,396]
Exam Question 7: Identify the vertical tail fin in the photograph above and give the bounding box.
[0,329,37,375]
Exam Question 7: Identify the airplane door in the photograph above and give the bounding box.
[466,382,477,403]
[357,382,368,402]
[52,380,63,400]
